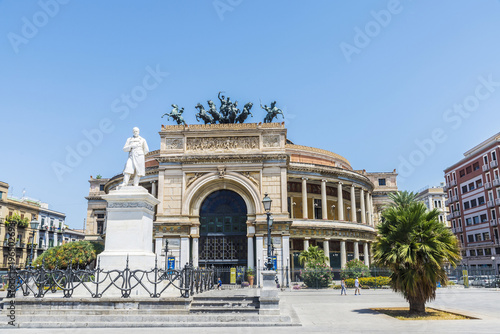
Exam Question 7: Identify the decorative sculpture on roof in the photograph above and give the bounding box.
[162,104,186,125]
[163,92,284,125]
[261,100,284,123]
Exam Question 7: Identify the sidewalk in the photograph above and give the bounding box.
[2,287,500,333]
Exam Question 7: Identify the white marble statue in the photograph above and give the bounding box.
[121,127,149,187]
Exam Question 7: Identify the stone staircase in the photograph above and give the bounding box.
[1,290,297,328]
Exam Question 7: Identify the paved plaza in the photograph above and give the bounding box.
[2,286,500,333]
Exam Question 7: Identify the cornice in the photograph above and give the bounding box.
[156,153,290,164]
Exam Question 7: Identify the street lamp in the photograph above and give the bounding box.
[491,256,497,276]
[164,239,169,270]
[29,219,39,267]
[262,193,273,270]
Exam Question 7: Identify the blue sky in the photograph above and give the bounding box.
[1,0,500,228]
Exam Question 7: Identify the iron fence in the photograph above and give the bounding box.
[6,257,215,299]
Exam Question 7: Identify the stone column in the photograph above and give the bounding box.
[155,238,162,257]
[256,235,263,270]
[340,240,346,268]
[360,188,366,224]
[151,180,157,197]
[369,193,374,226]
[248,236,254,269]
[302,177,308,219]
[354,241,359,260]
[157,170,164,214]
[180,237,190,269]
[338,182,344,221]
[323,240,330,265]
[192,237,199,267]
[364,242,370,267]
[321,179,328,220]
[350,185,357,223]
[365,191,370,225]
[304,238,309,250]
[282,235,291,285]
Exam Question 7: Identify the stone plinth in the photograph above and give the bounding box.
[98,186,160,271]
[259,270,280,315]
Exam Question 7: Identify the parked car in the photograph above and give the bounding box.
[447,276,458,284]
[470,276,491,287]
[457,276,472,285]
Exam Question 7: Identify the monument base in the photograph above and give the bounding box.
[260,270,280,315]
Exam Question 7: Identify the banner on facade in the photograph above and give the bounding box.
[168,256,175,269]
[230,267,236,284]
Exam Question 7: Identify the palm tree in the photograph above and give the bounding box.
[373,191,461,315]
[299,245,328,267]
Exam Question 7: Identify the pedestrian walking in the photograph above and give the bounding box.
[354,277,362,295]
[340,279,347,295]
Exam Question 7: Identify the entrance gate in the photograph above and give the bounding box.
[199,190,248,282]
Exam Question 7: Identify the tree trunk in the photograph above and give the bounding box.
[408,297,426,315]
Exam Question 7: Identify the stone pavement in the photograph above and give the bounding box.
[2,287,500,333]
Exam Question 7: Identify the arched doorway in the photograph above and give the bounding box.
[199,190,248,281]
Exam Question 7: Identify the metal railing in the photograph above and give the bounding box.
[7,257,215,299]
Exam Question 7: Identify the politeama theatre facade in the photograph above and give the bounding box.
[86,122,397,282]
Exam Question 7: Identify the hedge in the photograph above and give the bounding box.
[344,276,391,288]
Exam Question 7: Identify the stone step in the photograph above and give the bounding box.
[190,307,259,314]
[190,300,258,307]
[9,319,297,328]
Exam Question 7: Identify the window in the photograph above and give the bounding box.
[493,151,497,161]
[485,248,492,256]
[314,198,322,219]
[470,249,476,256]
[476,179,483,188]
[378,179,386,186]
[475,233,482,241]
[471,199,477,208]
[439,215,443,222]
[480,214,487,222]
[483,232,490,240]
[462,185,468,194]
[466,218,472,226]
[464,202,470,210]
[473,162,480,171]
[484,155,489,165]
[466,166,472,174]
[473,216,480,224]
[458,218,462,227]
[468,235,474,243]
[460,235,464,244]
[491,210,497,220]
[100,184,105,191]
[478,196,485,205]
[459,169,465,177]
[477,249,484,256]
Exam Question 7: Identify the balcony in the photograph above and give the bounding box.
[39,224,47,231]
[456,226,463,232]
[450,180,457,187]
[485,182,493,190]
[496,198,500,206]
[483,164,490,172]
[445,199,451,206]
[487,200,495,208]
[452,226,463,233]
[491,219,498,226]
[493,178,500,187]
[447,214,453,221]
[452,195,459,202]
[453,211,461,218]
[491,160,498,168]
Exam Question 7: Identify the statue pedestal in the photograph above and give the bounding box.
[259,270,280,315]
[98,186,160,271]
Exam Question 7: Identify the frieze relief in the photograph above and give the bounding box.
[164,138,184,150]
[262,135,281,148]
[108,202,155,212]
[186,136,259,151]
[289,228,374,240]
[185,172,207,188]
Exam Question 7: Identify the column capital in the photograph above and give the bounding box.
[321,179,327,183]
[302,177,308,181]
[338,181,343,185]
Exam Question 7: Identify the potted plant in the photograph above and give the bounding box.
[246,268,255,286]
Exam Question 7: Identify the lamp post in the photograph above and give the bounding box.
[29,219,39,267]
[262,193,273,270]
[164,239,169,270]
[491,256,497,276]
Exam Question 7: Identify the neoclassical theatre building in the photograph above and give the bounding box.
[85,123,397,282]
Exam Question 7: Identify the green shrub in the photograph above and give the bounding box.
[33,241,97,269]
[300,263,334,288]
[345,276,391,288]
[340,259,371,279]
